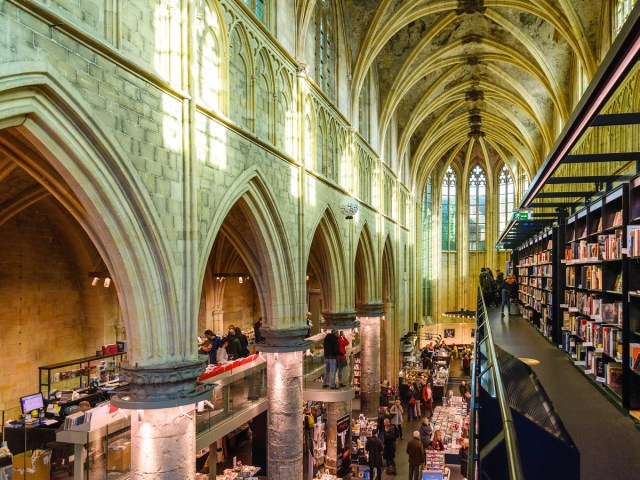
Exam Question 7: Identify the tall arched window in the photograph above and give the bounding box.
[422,176,433,316]
[469,165,486,252]
[499,165,515,233]
[316,0,335,100]
[614,0,635,35]
[442,166,456,251]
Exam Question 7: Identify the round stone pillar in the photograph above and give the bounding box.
[111,361,210,480]
[357,304,384,415]
[258,326,312,480]
[131,407,196,479]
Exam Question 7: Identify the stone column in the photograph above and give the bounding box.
[113,361,210,480]
[357,304,384,415]
[258,326,312,480]
[131,407,195,479]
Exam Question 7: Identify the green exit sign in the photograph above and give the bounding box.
[514,211,531,221]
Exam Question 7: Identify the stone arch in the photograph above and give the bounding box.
[228,23,253,129]
[276,68,295,154]
[0,64,180,365]
[306,207,349,313]
[197,0,229,114]
[255,48,275,142]
[354,222,378,306]
[200,166,297,329]
[381,234,397,381]
[316,108,327,175]
[304,96,317,169]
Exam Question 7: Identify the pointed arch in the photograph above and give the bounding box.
[198,0,229,114]
[0,64,181,365]
[306,207,348,312]
[497,162,516,235]
[276,68,295,154]
[354,222,378,306]
[228,23,253,129]
[381,234,396,305]
[201,166,297,328]
[255,48,275,141]
[304,95,317,170]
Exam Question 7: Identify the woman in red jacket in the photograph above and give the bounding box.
[336,330,350,388]
[422,381,433,417]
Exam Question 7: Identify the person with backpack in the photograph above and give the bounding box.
[479,267,495,307]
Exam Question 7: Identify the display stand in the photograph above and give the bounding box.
[353,355,361,396]
[422,451,450,480]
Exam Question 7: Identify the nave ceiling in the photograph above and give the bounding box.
[346,0,607,190]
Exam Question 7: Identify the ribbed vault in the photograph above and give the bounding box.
[348,0,605,192]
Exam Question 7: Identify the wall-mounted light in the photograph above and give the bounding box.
[103,277,111,288]
[238,277,243,284]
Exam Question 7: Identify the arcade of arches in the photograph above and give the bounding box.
[0,0,638,479]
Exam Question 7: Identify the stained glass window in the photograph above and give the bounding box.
[499,165,515,234]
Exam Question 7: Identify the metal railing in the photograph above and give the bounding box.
[468,288,524,480]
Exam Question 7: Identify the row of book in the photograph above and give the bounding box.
[563,316,623,360]
[562,302,623,324]
[568,211,623,242]
[561,332,623,391]
[528,276,553,290]
[596,231,623,260]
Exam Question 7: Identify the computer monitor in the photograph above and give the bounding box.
[20,392,45,415]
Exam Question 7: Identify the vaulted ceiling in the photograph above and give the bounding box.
[347,0,607,191]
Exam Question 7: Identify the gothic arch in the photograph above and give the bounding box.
[0,64,180,364]
[306,207,349,312]
[201,166,297,328]
[197,0,229,114]
[354,222,378,306]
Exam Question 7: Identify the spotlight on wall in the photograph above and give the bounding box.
[238,277,243,284]
[88,271,111,288]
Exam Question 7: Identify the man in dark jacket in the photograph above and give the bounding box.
[225,326,242,360]
[253,317,263,343]
[365,433,384,480]
[407,430,426,480]
[322,329,339,389]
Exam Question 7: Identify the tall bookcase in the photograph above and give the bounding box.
[560,185,629,407]
[515,228,561,343]
[624,175,640,409]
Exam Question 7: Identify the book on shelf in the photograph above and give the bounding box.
[630,343,640,372]
[606,362,623,390]
[629,225,640,257]
[613,210,623,227]
[594,356,607,382]
[613,273,622,292]
[597,217,603,232]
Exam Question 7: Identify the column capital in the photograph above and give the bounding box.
[112,360,211,409]
[321,310,359,329]
[256,326,313,353]
[356,303,385,317]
